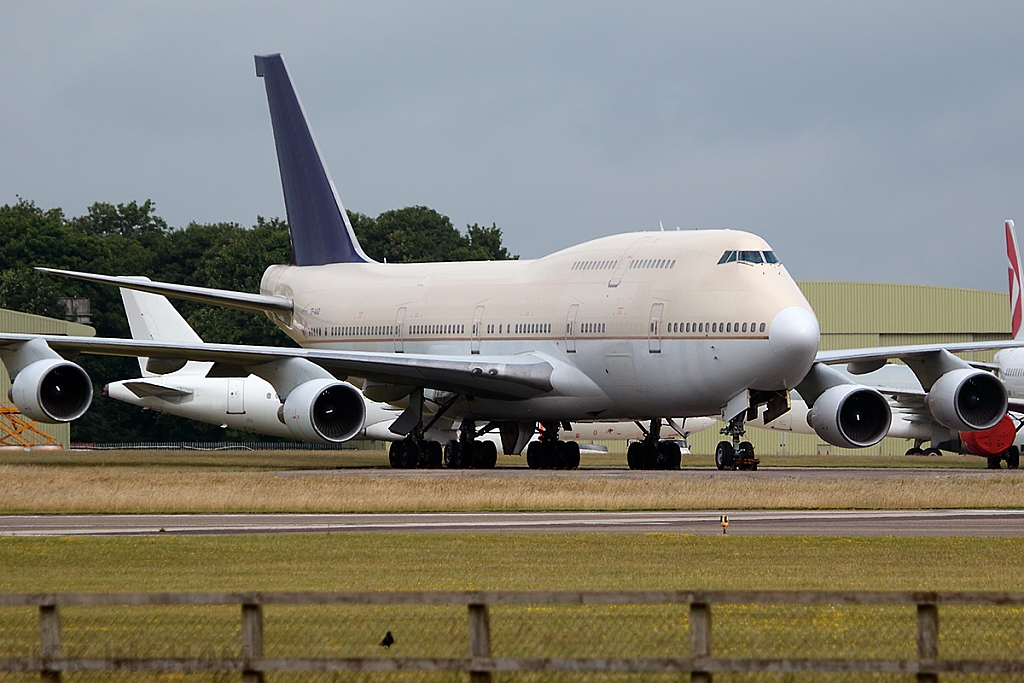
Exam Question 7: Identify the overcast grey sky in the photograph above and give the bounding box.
[2,1,1023,292]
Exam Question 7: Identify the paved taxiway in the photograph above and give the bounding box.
[2,509,1022,537]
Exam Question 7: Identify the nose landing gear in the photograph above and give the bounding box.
[715,414,758,471]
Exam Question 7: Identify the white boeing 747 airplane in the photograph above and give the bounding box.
[104,286,715,467]
[0,53,1018,470]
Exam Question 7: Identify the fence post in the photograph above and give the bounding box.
[468,603,492,683]
[241,603,264,683]
[917,603,939,683]
[690,602,712,683]
[39,605,61,683]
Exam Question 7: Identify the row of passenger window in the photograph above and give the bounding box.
[410,323,465,335]
[629,258,676,269]
[661,321,767,334]
[717,250,780,265]
[570,258,678,271]
[305,324,396,338]
[484,323,553,334]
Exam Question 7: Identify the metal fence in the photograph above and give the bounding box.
[1,590,1023,682]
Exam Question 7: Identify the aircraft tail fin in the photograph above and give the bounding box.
[1006,220,1023,339]
[255,53,373,266]
[119,281,210,377]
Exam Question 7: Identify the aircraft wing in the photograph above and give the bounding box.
[816,341,1024,365]
[0,333,554,401]
[36,268,292,316]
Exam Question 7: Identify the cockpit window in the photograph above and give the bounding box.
[719,249,780,265]
[738,250,763,264]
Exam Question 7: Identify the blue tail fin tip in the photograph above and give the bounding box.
[255,53,373,265]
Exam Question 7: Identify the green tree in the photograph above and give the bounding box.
[350,207,517,263]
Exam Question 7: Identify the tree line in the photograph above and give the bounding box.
[0,198,516,442]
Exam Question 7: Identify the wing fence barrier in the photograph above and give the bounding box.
[0,590,1023,682]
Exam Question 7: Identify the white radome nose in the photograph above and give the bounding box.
[769,306,820,375]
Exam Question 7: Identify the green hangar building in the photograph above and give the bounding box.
[0,308,95,449]
[684,281,1011,457]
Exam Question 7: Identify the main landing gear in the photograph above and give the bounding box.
[526,421,581,470]
[987,446,1020,470]
[388,438,442,469]
[444,420,498,469]
[626,418,682,471]
[715,414,759,471]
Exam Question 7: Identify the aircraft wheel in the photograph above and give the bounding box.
[715,441,735,471]
[658,441,681,470]
[924,447,942,457]
[526,441,543,469]
[476,440,498,469]
[639,440,660,470]
[388,441,403,468]
[1006,446,1020,470]
[987,456,1003,470]
[558,441,580,470]
[626,442,642,470]
[426,440,443,469]
[905,447,924,456]
[444,440,460,468]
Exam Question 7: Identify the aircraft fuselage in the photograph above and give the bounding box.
[260,229,820,422]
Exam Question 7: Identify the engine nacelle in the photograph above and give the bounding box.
[925,368,1007,432]
[807,384,891,448]
[279,379,365,444]
[9,359,93,423]
[961,413,1016,456]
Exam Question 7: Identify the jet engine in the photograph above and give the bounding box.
[806,384,891,449]
[924,368,1007,432]
[9,358,93,423]
[960,413,1016,457]
[278,379,365,444]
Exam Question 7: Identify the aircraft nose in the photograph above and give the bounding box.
[769,306,820,372]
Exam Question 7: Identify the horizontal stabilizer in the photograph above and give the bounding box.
[122,380,194,401]
[39,268,292,316]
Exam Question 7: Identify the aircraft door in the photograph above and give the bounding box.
[648,303,664,353]
[394,307,406,353]
[608,236,650,287]
[565,304,579,353]
[471,305,485,354]
[227,379,245,414]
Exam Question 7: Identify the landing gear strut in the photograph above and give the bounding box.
[626,418,681,470]
[715,414,758,471]
[387,389,449,469]
[526,421,580,470]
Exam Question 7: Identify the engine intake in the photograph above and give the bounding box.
[925,368,1007,432]
[279,379,365,444]
[9,359,93,423]
[807,384,891,449]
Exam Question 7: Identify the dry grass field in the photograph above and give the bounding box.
[0,449,1019,513]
